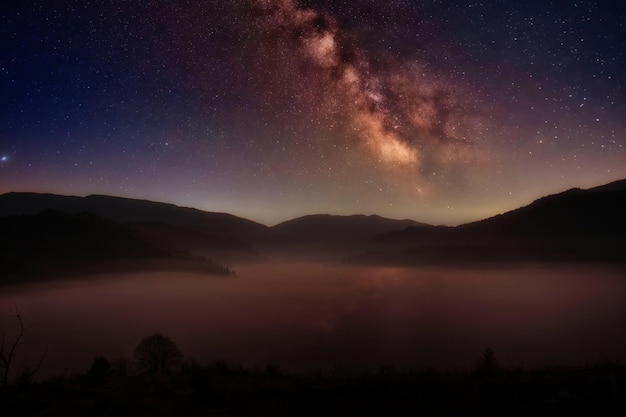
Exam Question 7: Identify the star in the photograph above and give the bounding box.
[0,0,624,225]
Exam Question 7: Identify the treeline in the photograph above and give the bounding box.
[2,333,625,416]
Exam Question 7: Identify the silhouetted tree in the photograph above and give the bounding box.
[14,367,35,389]
[87,356,113,384]
[479,347,498,373]
[0,306,46,387]
[133,333,183,374]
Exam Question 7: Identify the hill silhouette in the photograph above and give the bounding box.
[257,214,428,261]
[128,221,265,263]
[457,181,626,238]
[355,179,626,265]
[0,210,166,261]
[0,192,268,240]
[0,210,233,283]
[2,178,625,265]
[589,178,626,193]
[0,192,432,262]
[269,214,427,242]
[0,192,270,264]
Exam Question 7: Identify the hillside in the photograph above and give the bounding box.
[0,192,268,241]
[128,221,265,263]
[0,210,233,283]
[354,179,626,265]
[269,214,427,241]
[2,179,625,265]
[457,183,626,238]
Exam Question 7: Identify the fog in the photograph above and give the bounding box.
[2,264,626,378]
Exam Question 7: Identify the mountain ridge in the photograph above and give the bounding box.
[0,192,432,243]
[2,177,625,266]
[360,179,626,265]
[0,192,268,240]
[269,213,427,242]
[0,209,236,282]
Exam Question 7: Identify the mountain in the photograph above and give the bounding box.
[3,179,624,266]
[0,193,431,263]
[0,210,165,280]
[128,221,265,262]
[589,178,626,193]
[0,192,268,265]
[259,214,429,261]
[269,214,427,242]
[0,193,427,245]
[358,179,626,265]
[456,181,626,238]
[0,210,234,282]
[0,210,167,263]
[0,192,268,240]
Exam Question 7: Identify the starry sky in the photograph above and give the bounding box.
[1,0,625,226]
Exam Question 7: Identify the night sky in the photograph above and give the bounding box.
[1,0,625,225]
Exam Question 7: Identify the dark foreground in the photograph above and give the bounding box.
[3,361,625,416]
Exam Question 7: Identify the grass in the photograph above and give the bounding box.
[2,359,625,416]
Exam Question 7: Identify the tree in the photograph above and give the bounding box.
[479,347,498,374]
[133,333,183,374]
[86,356,113,384]
[0,306,46,387]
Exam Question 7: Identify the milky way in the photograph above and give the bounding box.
[1,1,624,224]
[249,0,487,181]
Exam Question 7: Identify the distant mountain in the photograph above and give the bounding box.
[269,214,427,242]
[358,179,626,265]
[0,193,427,246]
[0,192,268,240]
[128,221,265,262]
[129,221,255,252]
[3,179,625,266]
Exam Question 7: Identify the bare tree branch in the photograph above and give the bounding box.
[0,305,45,387]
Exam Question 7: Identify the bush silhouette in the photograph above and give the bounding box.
[479,347,498,374]
[87,356,113,384]
[133,333,183,374]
